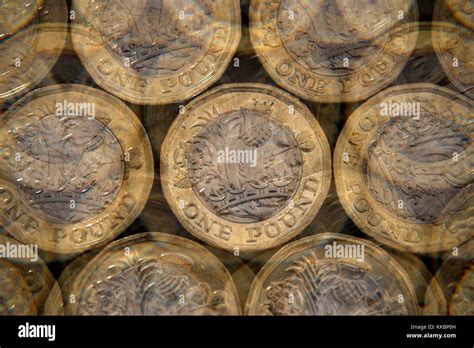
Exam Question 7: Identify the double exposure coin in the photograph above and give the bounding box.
[0,0,67,103]
[0,84,154,253]
[444,0,474,31]
[245,233,419,315]
[334,83,473,253]
[71,0,241,104]
[160,83,332,252]
[389,250,447,315]
[0,234,56,315]
[249,0,418,103]
[431,239,473,315]
[66,232,241,315]
[432,14,474,99]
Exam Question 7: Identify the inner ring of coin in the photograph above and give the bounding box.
[98,0,214,78]
[187,109,303,223]
[362,112,471,224]
[276,0,392,77]
[11,114,125,224]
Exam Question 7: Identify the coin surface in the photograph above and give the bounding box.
[62,232,241,315]
[0,234,57,315]
[161,83,332,251]
[0,0,67,104]
[389,250,447,315]
[334,83,473,253]
[71,0,241,104]
[249,0,418,102]
[444,0,474,30]
[431,240,473,315]
[246,233,419,315]
[0,84,154,253]
[433,1,474,99]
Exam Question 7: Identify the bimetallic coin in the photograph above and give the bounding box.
[245,233,419,315]
[63,232,241,315]
[249,0,418,102]
[334,84,473,253]
[71,0,241,104]
[0,84,154,253]
[0,234,56,315]
[161,83,332,251]
[0,0,67,103]
[431,240,473,315]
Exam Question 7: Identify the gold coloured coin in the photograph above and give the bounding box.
[334,83,473,253]
[245,233,419,315]
[431,240,473,315]
[71,0,241,104]
[0,234,57,315]
[249,0,418,102]
[64,232,241,315]
[0,84,154,253]
[0,0,67,103]
[161,83,332,252]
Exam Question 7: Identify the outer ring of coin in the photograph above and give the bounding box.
[334,83,473,254]
[0,0,67,103]
[430,239,473,315]
[0,84,154,253]
[249,0,418,103]
[0,233,57,315]
[71,0,241,105]
[245,233,419,315]
[432,17,474,99]
[66,232,242,315]
[161,83,332,252]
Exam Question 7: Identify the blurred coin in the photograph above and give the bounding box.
[71,0,241,104]
[444,0,474,31]
[432,20,474,99]
[161,83,332,251]
[0,234,56,315]
[64,232,241,315]
[389,250,447,315]
[334,83,473,253]
[249,0,418,102]
[246,233,419,315]
[0,84,154,253]
[0,0,67,103]
[431,239,473,315]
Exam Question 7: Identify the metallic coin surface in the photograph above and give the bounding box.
[431,240,473,315]
[71,0,241,104]
[433,1,474,99]
[334,84,473,253]
[389,250,447,315]
[0,234,57,315]
[161,83,331,251]
[64,232,241,315]
[445,0,474,30]
[0,0,67,103]
[249,0,418,102]
[246,233,419,315]
[0,84,154,253]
